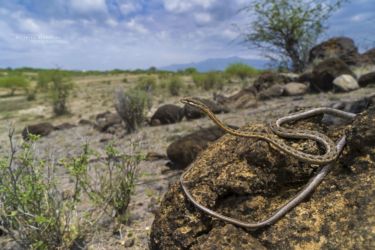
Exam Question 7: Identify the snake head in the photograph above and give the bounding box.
[180,97,197,106]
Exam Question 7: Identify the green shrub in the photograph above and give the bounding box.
[49,70,73,116]
[122,77,128,83]
[26,89,37,101]
[192,73,207,89]
[0,131,82,249]
[98,142,143,220]
[0,129,143,249]
[135,75,157,92]
[167,76,183,96]
[36,72,51,91]
[193,72,225,90]
[184,67,198,74]
[115,89,151,133]
[158,79,167,89]
[0,76,29,95]
[225,63,260,80]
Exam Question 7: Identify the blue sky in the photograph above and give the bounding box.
[0,0,374,70]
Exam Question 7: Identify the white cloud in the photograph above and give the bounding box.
[163,0,216,13]
[18,18,41,33]
[69,0,107,13]
[194,12,212,24]
[120,2,140,15]
[350,13,371,22]
[221,29,237,39]
[124,19,148,34]
[106,18,118,27]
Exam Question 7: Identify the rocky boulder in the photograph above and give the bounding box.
[297,71,313,84]
[150,104,184,126]
[166,126,230,169]
[257,84,284,100]
[332,74,359,92]
[94,111,123,133]
[253,72,294,92]
[151,106,375,249]
[324,94,375,125]
[214,86,257,109]
[358,71,375,87]
[311,58,355,92]
[361,48,375,64]
[22,122,55,140]
[309,37,361,66]
[184,98,228,120]
[283,82,309,96]
[54,122,76,130]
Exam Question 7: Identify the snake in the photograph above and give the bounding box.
[179,97,357,229]
[181,97,356,165]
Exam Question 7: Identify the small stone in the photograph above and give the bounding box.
[333,74,359,92]
[124,238,135,247]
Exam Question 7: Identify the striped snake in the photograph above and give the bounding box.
[181,97,356,165]
[180,97,356,229]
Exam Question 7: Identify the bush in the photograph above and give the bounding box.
[0,129,143,248]
[49,70,73,115]
[36,72,51,91]
[0,130,82,249]
[225,63,260,80]
[135,75,157,92]
[184,67,198,74]
[92,142,143,221]
[192,72,225,90]
[115,89,151,133]
[0,76,29,95]
[167,76,183,96]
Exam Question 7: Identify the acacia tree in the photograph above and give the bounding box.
[243,0,348,72]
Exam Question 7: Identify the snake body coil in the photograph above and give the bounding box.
[181,97,355,164]
[179,97,356,229]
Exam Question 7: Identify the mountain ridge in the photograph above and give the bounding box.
[159,56,267,72]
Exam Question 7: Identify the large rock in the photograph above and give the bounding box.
[94,111,123,133]
[324,94,375,125]
[54,122,76,130]
[184,98,228,120]
[283,82,309,96]
[253,72,294,92]
[166,126,229,169]
[22,122,55,140]
[311,58,355,92]
[214,86,257,109]
[358,71,375,87]
[361,48,375,64]
[257,84,284,100]
[151,106,375,249]
[150,104,184,126]
[297,71,313,84]
[309,37,361,65]
[332,74,359,92]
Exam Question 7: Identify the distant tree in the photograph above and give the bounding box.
[184,67,198,74]
[242,0,348,72]
[148,66,157,73]
[0,76,29,96]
